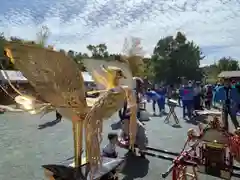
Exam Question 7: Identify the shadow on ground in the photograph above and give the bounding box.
[184,115,209,126]
[111,121,122,130]
[38,119,61,130]
[121,152,149,180]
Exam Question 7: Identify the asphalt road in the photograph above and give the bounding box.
[0,103,239,180]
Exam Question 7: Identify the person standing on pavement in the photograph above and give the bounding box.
[213,83,222,108]
[177,88,181,107]
[205,85,213,110]
[180,81,194,119]
[167,85,174,99]
[215,78,240,131]
[193,82,202,110]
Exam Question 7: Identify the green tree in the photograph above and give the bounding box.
[87,44,97,57]
[202,57,239,83]
[97,43,108,58]
[201,64,218,83]
[217,57,239,72]
[87,44,109,58]
[150,32,204,84]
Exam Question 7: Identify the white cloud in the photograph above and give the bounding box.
[0,0,240,65]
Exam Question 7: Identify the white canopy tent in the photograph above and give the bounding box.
[0,71,94,83]
[0,70,28,83]
[81,72,94,82]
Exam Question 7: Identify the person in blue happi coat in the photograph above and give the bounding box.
[145,88,162,116]
[180,81,194,119]
[214,78,240,130]
[156,86,166,115]
[212,83,222,107]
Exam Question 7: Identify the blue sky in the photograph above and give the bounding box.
[0,0,240,65]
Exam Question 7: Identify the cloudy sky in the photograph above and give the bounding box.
[0,0,240,65]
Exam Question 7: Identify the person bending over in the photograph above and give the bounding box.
[145,88,161,116]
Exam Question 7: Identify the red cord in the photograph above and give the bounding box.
[229,134,240,162]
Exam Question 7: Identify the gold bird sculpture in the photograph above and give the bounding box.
[83,64,137,176]
[4,41,138,180]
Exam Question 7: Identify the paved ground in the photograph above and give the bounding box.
[0,103,239,180]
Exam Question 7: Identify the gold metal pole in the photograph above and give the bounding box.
[72,117,83,168]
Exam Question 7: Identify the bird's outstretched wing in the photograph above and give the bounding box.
[5,42,87,117]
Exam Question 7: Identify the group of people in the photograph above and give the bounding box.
[141,78,240,129]
[100,79,215,161]
[177,78,240,130]
[212,78,240,130]
[53,76,238,173]
[144,81,214,119]
[178,81,213,119]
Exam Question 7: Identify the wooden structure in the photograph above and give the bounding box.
[161,116,240,180]
[218,71,240,81]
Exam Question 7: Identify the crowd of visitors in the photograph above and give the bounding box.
[145,78,240,125]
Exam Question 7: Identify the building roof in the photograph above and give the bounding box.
[218,71,240,78]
